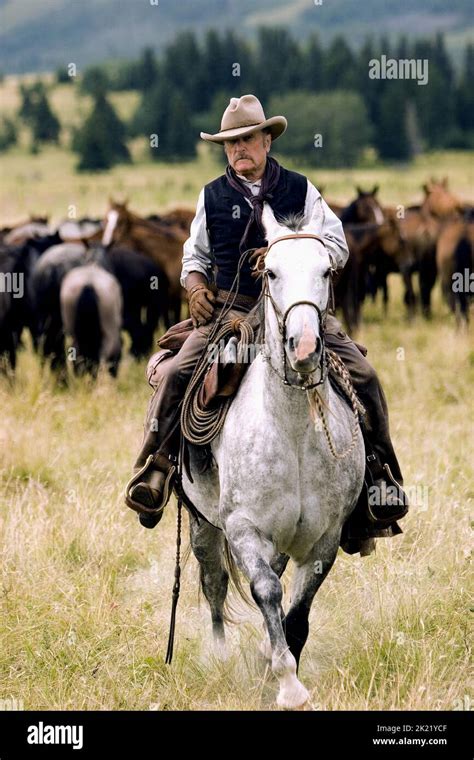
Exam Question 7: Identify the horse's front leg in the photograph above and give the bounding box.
[189,517,229,661]
[225,514,309,710]
[283,528,341,668]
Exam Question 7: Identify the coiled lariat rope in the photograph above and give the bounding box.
[181,319,256,445]
[308,349,364,460]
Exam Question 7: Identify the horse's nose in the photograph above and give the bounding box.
[287,324,321,372]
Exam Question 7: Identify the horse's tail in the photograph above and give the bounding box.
[221,539,255,620]
[74,284,101,367]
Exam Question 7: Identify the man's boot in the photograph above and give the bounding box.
[125,451,177,530]
[340,434,409,556]
[365,449,409,526]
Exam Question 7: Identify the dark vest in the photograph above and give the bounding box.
[204,167,307,297]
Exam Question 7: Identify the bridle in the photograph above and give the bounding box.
[260,233,333,391]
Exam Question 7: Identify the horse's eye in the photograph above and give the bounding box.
[323,268,331,279]
[265,269,277,280]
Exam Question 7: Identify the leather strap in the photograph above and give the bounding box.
[216,288,258,309]
[265,232,328,253]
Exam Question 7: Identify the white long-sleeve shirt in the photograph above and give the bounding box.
[180,174,349,287]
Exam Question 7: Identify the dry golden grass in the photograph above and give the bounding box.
[0,281,472,711]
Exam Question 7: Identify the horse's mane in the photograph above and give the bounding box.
[277,212,306,232]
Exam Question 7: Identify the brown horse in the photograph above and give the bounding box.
[102,200,187,325]
[148,207,195,233]
[340,186,385,225]
[395,179,466,319]
[397,206,440,318]
[421,178,464,218]
[436,212,474,325]
[335,218,409,333]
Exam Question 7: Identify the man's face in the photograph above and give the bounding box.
[224,130,271,179]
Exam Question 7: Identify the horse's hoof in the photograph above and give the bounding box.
[276,681,310,710]
[213,640,229,663]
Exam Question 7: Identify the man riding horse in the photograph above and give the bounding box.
[125,95,408,555]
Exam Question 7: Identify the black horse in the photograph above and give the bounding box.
[0,242,39,371]
[103,246,167,358]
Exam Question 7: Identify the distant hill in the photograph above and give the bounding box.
[0,0,472,74]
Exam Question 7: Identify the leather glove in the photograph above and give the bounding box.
[249,246,268,279]
[187,284,216,327]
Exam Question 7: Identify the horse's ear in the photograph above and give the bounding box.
[303,196,325,235]
[372,184,379,196]
[356,185,363,196]
[262,202,287,242]
[422,183,430,197]
[441,176,449,189]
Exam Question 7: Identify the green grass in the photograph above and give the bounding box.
[0,281,472,710]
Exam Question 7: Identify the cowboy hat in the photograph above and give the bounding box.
[200,94,287,143]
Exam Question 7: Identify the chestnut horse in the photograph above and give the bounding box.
[102,200,188,325]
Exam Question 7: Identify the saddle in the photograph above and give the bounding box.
[149,317,360,429]
[147,317,249,408]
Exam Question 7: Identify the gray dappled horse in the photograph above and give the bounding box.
[60,263,122,377]
[183,203,365,709]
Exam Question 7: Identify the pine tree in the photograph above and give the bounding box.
[136,47,158,91]
[0,117,17,151]
[161,31,203,112]
[30,93,60,143]
[303,33,324,93]
[80,66,109,97]
[161,93,197,161]
[18,82,60,144]
[254,28,303,100]
[323,36,358,90]
[376,83,411,161]
[456,43,474,138]
[73,93,130,171]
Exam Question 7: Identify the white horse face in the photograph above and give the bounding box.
[262,202,332,375]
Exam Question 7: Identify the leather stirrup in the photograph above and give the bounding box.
[124,453,176,516]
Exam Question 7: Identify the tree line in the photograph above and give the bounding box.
[4,28,473,170]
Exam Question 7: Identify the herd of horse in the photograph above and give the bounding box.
[331,179,473,332]
[0,179,471,378]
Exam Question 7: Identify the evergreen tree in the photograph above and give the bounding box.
[201,29,227,109]
[456,43,474,137]
[376,82,411,161]
[357,37,380,127]
[160,93,197,161]
[73,93,130,171]
[161,31,203,112]
[136,47,158,91]
[18,82,60,144]
[56,66,72,84]
[254,28,303,101]
[323,36,358,90]
[80,66,109,97]
[302,33,324,93]
[0,117,17,151]
[30,93,60,143]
